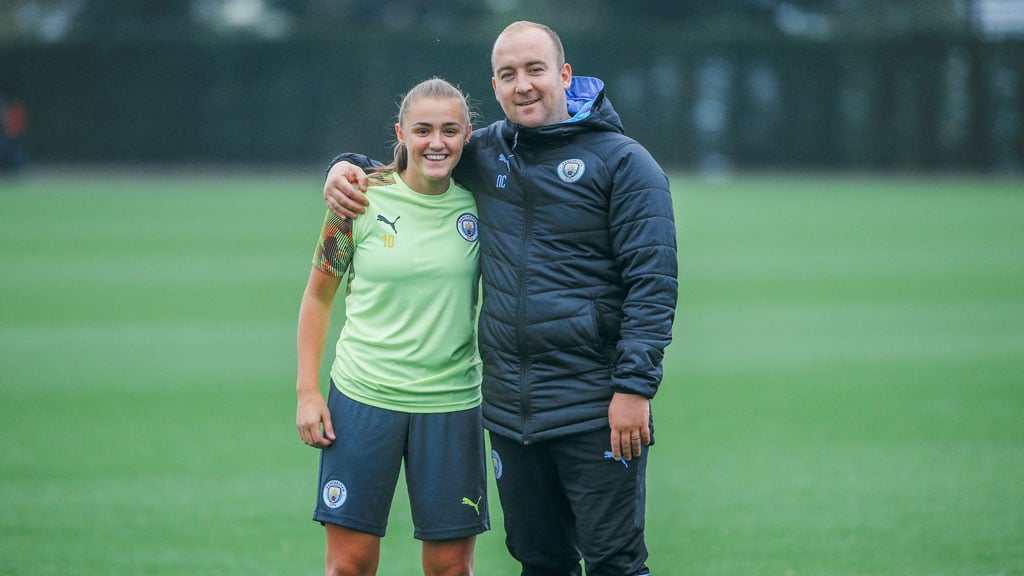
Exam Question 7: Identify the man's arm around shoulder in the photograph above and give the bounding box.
[323,153,383,218]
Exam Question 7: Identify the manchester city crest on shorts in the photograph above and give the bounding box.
[557,158,585,183]
[491,449,503,480]
[322,479,347,509]
[457,213,479,242]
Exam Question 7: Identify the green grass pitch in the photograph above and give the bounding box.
[1,171,1022,575]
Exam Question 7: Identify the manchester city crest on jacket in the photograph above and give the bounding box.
[557,158,585,183]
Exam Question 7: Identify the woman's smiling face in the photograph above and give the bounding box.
[396,96,471,195]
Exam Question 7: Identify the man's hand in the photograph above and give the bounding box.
[608,392,651,461]
[324,161,370,219]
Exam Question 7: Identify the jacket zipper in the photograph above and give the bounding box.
[512,132,532,444]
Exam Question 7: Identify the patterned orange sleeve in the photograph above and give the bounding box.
[312,210,355,280]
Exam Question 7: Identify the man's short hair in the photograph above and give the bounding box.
[492,20,566,70]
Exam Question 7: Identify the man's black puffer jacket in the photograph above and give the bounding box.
[453,76,678,444]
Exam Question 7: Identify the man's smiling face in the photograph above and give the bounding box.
[491,25,572,128]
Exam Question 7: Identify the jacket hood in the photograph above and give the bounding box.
[500,76,624,142]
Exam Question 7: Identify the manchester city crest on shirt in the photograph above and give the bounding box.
[322,479,347,509]
[557,158,585,183]
[457,213,479,242]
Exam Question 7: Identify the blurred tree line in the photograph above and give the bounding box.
[0,0,1021,173]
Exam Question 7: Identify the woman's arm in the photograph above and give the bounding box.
[295,268,343,448]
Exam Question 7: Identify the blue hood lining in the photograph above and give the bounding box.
[565,76,604,123]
